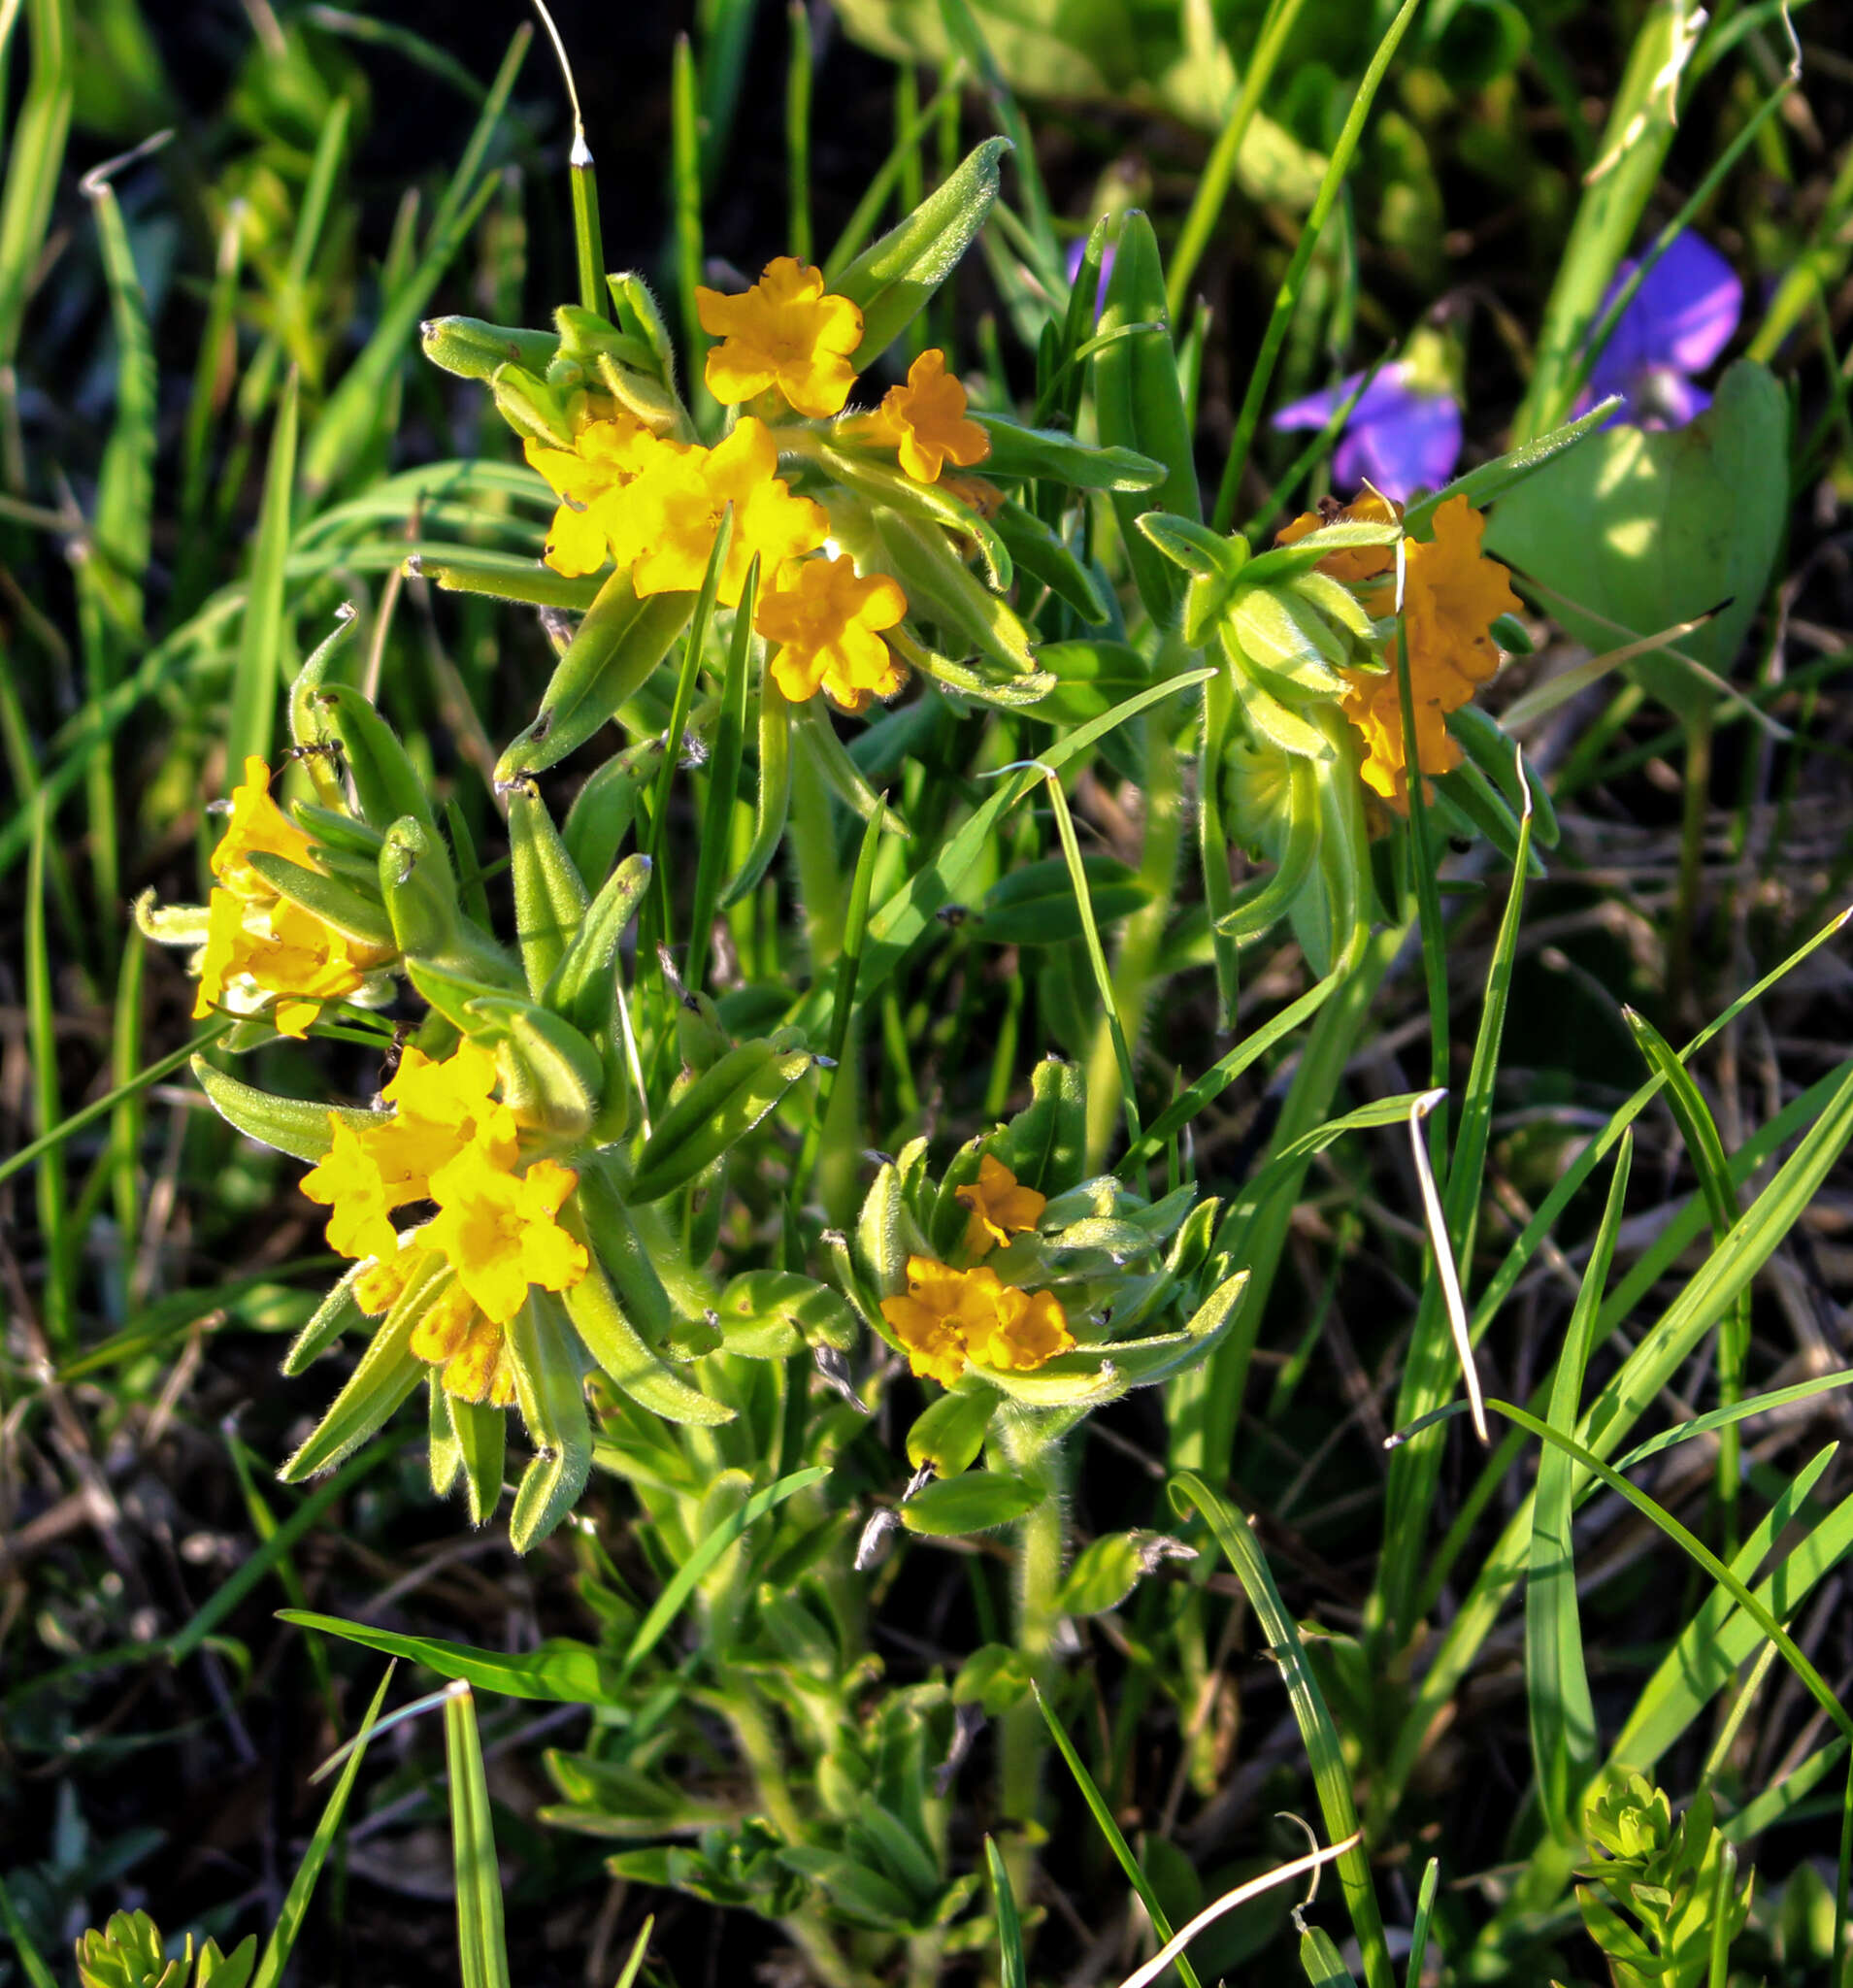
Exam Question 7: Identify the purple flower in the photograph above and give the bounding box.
[1065,237,1114,320]
[1579,231,1741,429]
[1271,363,1463,503]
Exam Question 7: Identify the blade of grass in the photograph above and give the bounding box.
[226,370,299,773]
[1034,1684,1204,1988]
[1209,0,1423,533]
[0,0,73,386]
[25,795,69,1349]
[785,1,812,264]
[671,34,711,427]
[445,1684,513,1988]
[819,77,961,284]
[1526,1135,1630,1841]
[110,924,145,1276]
[0,1871,57,1988]
[684,560,755,992]
[1046,769,1141,1149]
[1166,0,1313,318]
[1494,1398,1853,1745]
[1171,1473,1393,1988]
[986,1836,1027,1988]
[935,0,1056,279]
[1405,1857,1439,1987]
[248,1666,395,1988]
[532,0,606,319]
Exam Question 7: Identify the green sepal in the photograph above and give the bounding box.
[285,608,364,793]
[430,1376,462,1497]
[420,315,561,382]
[896,638,1055,712]
[489,360,575,448]
[872,507,1038,678]
[899,1471,1041,1537]
[711,1271,859,1358]
[574,1166,679,1350]
[952,1643,1033,1715]
[497,568,696,781]
[992,502,1109,624]
[291,802,386,862]
[977,854,1150,947]
[413,549,602,613]
[1137,510,1244,581]
[560,1239,734,1427]
[450,1389,507,1526]
[818,441,1011,590]
[405,955,524,1035]
[1448,701,1560,847]
[543,852,652,1039]
[1093,211,1200,626]
[722,673,794,908]
[792,702,910,832]
[506,1295,594,1553]
[552,303,660,381]
[192,1056,372,1163]
[307,683,442,840]
[283,1260,370,1375]
[1229,587,1348,688]
[1238,516,1402,589]
[834,138,1009,369]
[627,1038,816,1205]
[244,850,396,949]
[507,781,590,995]
[279,1259,447,1481]
[606,273,682,402]
[1225,649,1337,762]
[972,414,1165,492]
[563,741,659,885]
[466,995,604,1140]
[905,1388,996,1477]
[855,1160,913,1299]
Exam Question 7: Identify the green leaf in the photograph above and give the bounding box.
[543,853,653,1041]
[226,372,297,773]
[628,1037,815,1205]
[974,414,1164,491]
[833,137,1009,367]
[1055,1534,1143,1616]
[244,851,395,949]
[1485,361,1788,723]
[278,1290,434,1483]
[905,1389,996,1477]
[986,1838,1027,1988]
[954,1643,1033,1716]
[899,1471,1042,1536]
[506,783,589,996]
[977,853,1150,947]
[560,1233,733,1427]
[193,1058,371,1162]
[280,1612,619,1703]
[505,1299,593,1553]
[712,1271,859,1358]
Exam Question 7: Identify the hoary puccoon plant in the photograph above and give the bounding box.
[141,99,1604,1984]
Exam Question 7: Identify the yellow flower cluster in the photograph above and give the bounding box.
[954,1153,1046,1258]
[698,255,865,418]
[194,758,387,1039]
[860,348,991,484]
[879,1255,1075,1389]
[1278,493,1522,807]
[301,1041,588,1405]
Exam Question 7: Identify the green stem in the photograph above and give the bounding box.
[1671,708,1712,1025]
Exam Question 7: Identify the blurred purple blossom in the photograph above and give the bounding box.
[1065,237,1114,319]
[1271,363,1463,503]
[1577,231,1741,430]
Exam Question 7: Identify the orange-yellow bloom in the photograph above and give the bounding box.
[697,257,864,418]
[954,1154,1046,1257]
[878,1255,1074,1386]
[410,1282,518,1407]
[626,416,829,606]
[524,414,683,578]
[211,756,318,900]
[423,1142,587,1326]
[1277,492,1521,808]
[756,552,907,712]
[865,348,990,483]
[193,891,380,1039]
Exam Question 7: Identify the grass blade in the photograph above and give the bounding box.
[1526,1135,1630,1841]
[249,1665,395,1988]
[226,370,298,773]
[1171,1473,1393,1988]
[684,557,755,991]
[445,1684,513,1988]
[986,1837,1027,1988]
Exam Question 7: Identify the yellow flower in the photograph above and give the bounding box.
[524,415,688,578]
[697,257,864,418]
[877,1256,1075,1386]
[410,1282,517,1407]
[211,756,318,901]
[300,1041,513,1260]
[963,1279,1075,1373]
[864,348,990,483]
[193,891,380,1039]
[756,552,907,712]
[423,1141,587,1326]
[626,416,828,606]
[880,1257,976,1388]
[954,1154,1046,1258]
[1277,493,1521,809]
